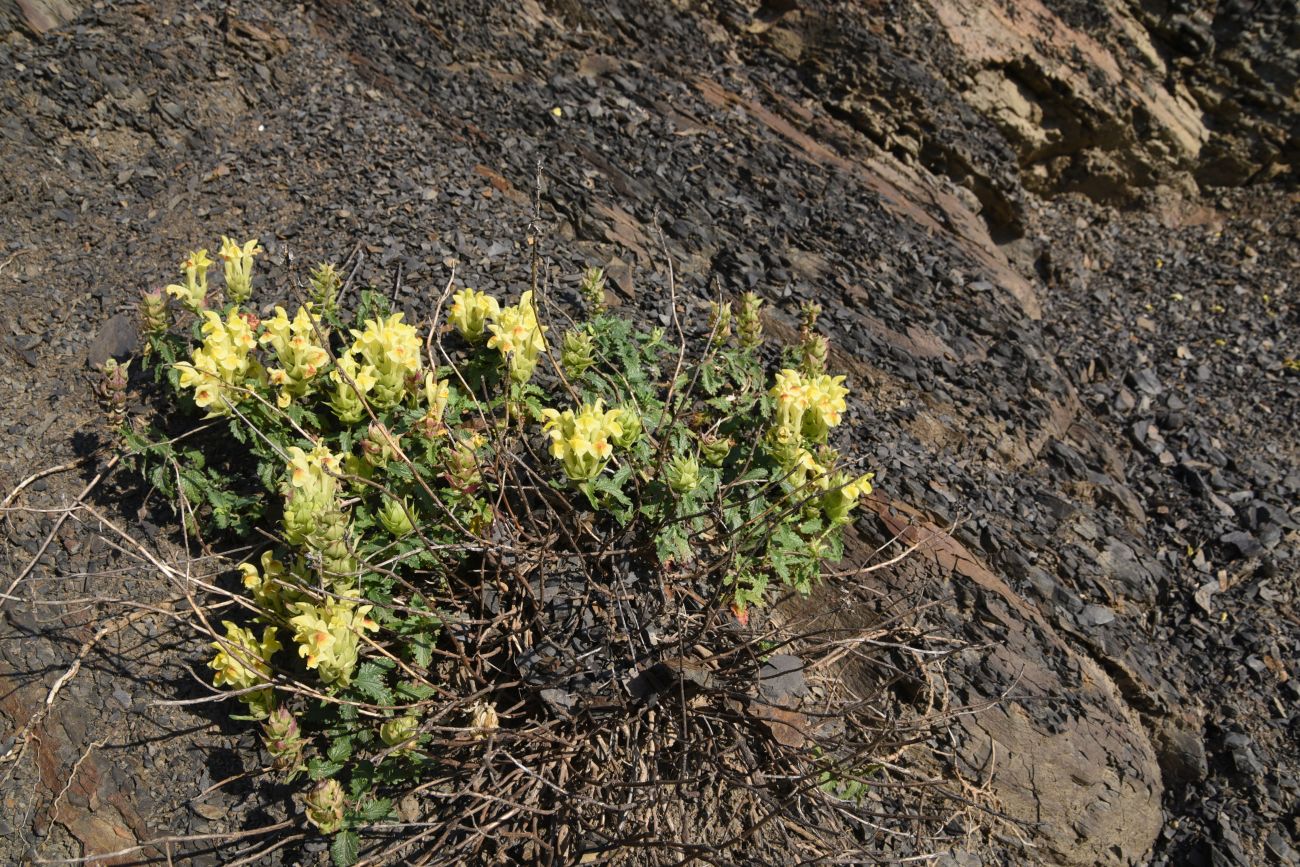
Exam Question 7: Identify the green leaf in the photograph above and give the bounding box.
[348,761,377,798]
[327,738,353,764]
[308,757,345,780]
[352,663,393,705]
[331,830,360,867]
[396,680,437,701]
[354,797,393,822]
[798,516,824,536]
[407,634,434,669]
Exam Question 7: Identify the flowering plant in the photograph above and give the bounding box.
[130,243,878,866]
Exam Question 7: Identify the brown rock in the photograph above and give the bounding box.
[784,498,1164,866]
[3,0,84,35]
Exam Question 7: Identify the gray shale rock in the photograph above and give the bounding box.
[854,499,1162,866]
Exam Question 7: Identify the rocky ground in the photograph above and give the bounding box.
[0,0,1296,864]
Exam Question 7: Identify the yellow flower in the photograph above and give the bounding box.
[487,290,548,383]
[770,368,810,436]
[448,287,500,342]
[786,446,827,490]
[288,598,379,687]
[239,550,298,613]
[326,352,379,422]
[173,308,263,416]
[821,472,875,524]
[219,236,262,304]
[348,312,423,407]
[541,400,626,481]
[165,249,213,312]
[210,621,280,692]
[260,305,330,406]
[422,372,449,419]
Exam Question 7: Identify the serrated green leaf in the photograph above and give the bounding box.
[308,757,344,780]
[798,516,824,536]
[327,738,353,763]
[396,680,437,701]
[354,797,393,822]
[352,663,393,705]
[347,761,377,798]
[407,634,433,669]
[331,830,360,867]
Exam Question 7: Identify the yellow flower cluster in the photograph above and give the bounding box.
[175,308,262,416]
[765,367,873,523]
[328,312,423,420]
[260,305,331,408]
[165,249,213,312]
[239,550,297,615]
[770,368,849,443]
[350,312,423,406]
[540,400,626,481]
[449,287,500,342]
[486,290,548,383]
[286,444,341,504]
[287,598,379,686]
[219,236,261,305]
[209,620,280,717]
[446,287,549,383]
[210,620,280,690]
[282,444,343,545]
[820,471,875,525]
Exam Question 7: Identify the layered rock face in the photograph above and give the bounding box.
[1,0,1295,865]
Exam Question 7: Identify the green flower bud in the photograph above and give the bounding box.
[361,421,399,469]
[96,358,130,416]
[580,266,607,315]
[261,706,306,773]
[380,715,421,751]
[737,292,764,349]
[799,301,822,333]
[139,289,171,350]
[314,507,356,591]
[378,497,416,538]
[444,436,484,491]
[700,433,733,467]
[309,262,341,316]
[561,329,596,378]
[708,301,732,341]
[666,454,702,494]
[611,405,642,449]
[303,779,346,834]
[763,424,803,469]
[800,333,829,376]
